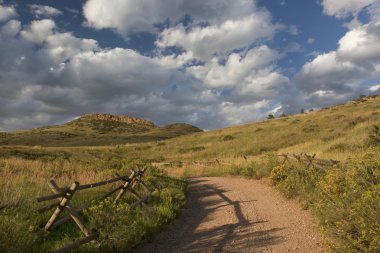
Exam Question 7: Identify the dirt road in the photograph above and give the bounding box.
[136,177,326,253]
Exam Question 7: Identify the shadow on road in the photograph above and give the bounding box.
[136,177,286,252]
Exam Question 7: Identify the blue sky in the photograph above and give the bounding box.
[0,0,380,131]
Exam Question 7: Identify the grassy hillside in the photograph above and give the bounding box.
[1,95,380,252]
[1,96,380,165]
[160,95,380,163]
[0,113,202,146]
[63,95,378,168]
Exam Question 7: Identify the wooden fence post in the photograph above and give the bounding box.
[45,182,79,231]
[65,205,91,236]
[293,154,302,163]
[131,179,152,208]
[304,153,317,169]
[114,171,136,204]
[47,181,91,236]
[36,170,153,252]
[281,153,289,165]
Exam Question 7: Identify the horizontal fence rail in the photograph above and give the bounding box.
[159,153,339,171]
[36,167,153,253]
[278,153,340,169]
[162,159,235,168]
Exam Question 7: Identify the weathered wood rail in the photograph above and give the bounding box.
[36,167,152,253]
[278,153,339,169]
[163,159,234,168]
[161,153,338,171]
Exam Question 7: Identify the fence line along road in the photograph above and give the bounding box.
[36,167,152,253]
[278,153,339,169]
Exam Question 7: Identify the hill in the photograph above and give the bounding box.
[2,96,380,160]
[102,95,378,166]
[1,96,379,253]
[119,95,379,253]
[0,113,202,146]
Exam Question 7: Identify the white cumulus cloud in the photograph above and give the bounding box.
[21,19,56,43]
[187,45,278,88]
[83,0,257,37]
[338,21,380,65]
[321,0,378,18]
[29,5,62,18]
[295,7,380,109]
[0,4,16,22]
[156,13,276,61]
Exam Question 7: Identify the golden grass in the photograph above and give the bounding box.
[0,96,378,201]
[0,96,380,252]
[0,157,116,207]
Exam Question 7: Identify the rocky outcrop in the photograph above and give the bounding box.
[82,113,156,127]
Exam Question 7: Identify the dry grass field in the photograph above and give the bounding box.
[1,95,380,252]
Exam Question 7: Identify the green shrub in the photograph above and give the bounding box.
[220,135,235,141]
[315,154,380,252]
[270,162,325,201]
[231,153,280,179]
[270,152,380,252]
[302,124,320,133]
[135,145,151,151]
[346,117,365,129]
[326,143,359,152]
[230,162,259,178]
[367,125,380,146]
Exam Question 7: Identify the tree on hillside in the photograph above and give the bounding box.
[267,114,275,119]
[300,108,305,114]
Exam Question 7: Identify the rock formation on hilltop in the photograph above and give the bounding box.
[82,113,156,127]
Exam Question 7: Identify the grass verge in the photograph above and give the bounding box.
[229,151,380,253]
[0,159,186,253]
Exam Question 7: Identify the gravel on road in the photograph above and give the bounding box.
[136,177,326,253]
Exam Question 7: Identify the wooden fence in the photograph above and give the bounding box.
[161,153,339,170]
[163,159,234,168]
[36,167,152,253]
[278,153,339,169]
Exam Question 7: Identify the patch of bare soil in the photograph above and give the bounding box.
[136,177,326,253]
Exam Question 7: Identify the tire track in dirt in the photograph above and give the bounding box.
[136,177,326,253]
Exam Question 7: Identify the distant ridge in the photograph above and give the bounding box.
[0,113,202,147]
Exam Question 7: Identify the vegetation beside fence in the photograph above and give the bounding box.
[157,150,379,252]
[0,157,186,253]
[230,151,380,253]
[1,97,380,252]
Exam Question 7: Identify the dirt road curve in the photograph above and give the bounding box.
[136,177,326,253]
